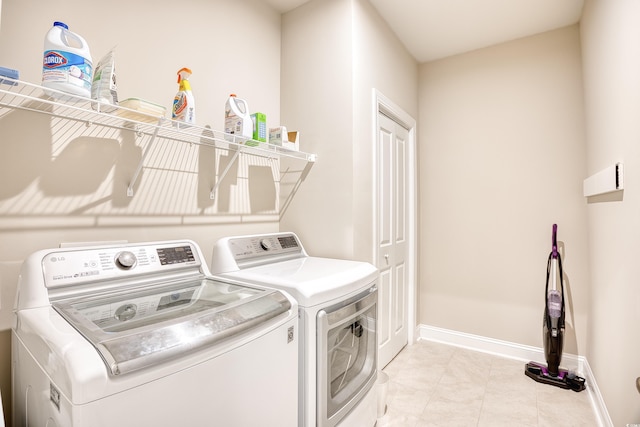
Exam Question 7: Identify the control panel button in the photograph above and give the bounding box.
[115,251,137,269]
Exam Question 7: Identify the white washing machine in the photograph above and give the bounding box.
[211,232,378,427]
[12,240,299,427]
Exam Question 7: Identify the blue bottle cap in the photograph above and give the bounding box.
[53,21,69,30]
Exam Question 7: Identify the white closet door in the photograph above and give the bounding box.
[377,112,409,369]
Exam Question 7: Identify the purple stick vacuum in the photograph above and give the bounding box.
[524,224,585,392]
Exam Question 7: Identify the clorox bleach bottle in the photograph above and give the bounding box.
[225,94,252,139]
[172,67,196,125]
[42,21,93,98]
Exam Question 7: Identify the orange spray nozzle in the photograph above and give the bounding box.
[177,67,192,83]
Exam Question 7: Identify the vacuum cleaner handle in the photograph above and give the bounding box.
[552,224,558,259]
[546,224,564,301]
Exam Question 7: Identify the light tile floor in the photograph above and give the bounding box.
[376,341,598,427]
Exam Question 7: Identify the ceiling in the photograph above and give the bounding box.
[262,0,585,63]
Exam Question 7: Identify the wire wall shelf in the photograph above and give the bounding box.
[0,78,316,197]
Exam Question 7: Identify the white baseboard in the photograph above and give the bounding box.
[416,324,613,427]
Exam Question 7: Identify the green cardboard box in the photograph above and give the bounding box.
[251,113,267,142]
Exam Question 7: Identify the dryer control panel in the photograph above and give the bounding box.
[212,232,309,272]
[228,233,303,261]
[42,241,200,289]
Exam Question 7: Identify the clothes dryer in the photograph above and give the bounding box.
[211,232,378,427]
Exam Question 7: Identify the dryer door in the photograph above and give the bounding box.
[316,286,378,427]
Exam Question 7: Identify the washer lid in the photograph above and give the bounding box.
[219,257,378,307]
[53,276,291,376]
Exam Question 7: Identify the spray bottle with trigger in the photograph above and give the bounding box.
[172,67,196,125]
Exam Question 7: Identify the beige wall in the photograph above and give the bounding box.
[0,0,284,422]
[280,0,417,261]
[581,0,640,424]
[418,26,590,352]
[280,0,418,261]
[280,0,355,259]
[351,0,419,262]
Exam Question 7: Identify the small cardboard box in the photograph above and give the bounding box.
[282,131,299,151]
[269,126,299,150]
[269,126,286,146]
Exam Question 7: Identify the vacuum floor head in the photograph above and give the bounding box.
[525,361,586,392]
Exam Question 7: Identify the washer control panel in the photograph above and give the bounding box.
[42,242,199,289]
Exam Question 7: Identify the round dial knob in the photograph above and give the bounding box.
[114,303,137,321]
[259,239,273,251]
[115,251,137,269]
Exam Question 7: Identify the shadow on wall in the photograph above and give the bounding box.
[586,191,624,204]
[557,241,579,356]
[0,101,303,222]
[213,147,239,213]
[39,136,120,196]
[279,160,315,219]
[249,163,277,213]
[0,102,52,200]
[197,126,217,211]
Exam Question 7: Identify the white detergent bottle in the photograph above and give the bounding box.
[225,94,252,139]
[43,21,92,98]
[172,67,196,125]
